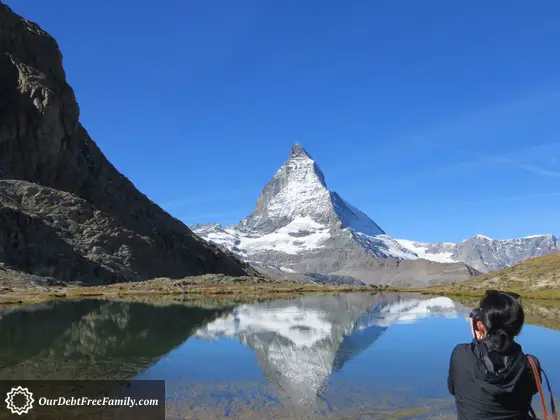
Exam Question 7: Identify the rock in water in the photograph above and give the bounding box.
[0,3,253,285]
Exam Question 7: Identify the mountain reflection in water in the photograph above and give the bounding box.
[0,293,462,385]
[192,293,460,405]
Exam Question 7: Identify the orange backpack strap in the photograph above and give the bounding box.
[528,355,558,420]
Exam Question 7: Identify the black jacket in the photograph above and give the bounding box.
[448,339,540,420]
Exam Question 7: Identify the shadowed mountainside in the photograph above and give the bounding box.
[0,3,254,285]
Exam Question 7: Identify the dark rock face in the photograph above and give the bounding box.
[0,3,253,284]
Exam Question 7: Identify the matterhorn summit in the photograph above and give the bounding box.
[238,142,386,239]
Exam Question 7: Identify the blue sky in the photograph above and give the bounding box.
[7,0,560,242]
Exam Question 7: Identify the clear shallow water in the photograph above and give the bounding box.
[1,293,558,419]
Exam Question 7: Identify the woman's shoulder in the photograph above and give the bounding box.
[452,342,473,353]
[450,342,475,362]
[525,352,542,371]
[516,343,541,370]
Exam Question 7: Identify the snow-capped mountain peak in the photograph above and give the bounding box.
[290,141,313,159]
[236,143,386,240]
[192,144,479,284]
[237,143,331,234]
[471,234,492,241]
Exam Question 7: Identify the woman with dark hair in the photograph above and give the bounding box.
[447,290,544,419]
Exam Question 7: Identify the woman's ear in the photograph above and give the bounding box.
[476,321,487,337]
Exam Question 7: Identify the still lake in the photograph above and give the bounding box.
[0,293,558,419]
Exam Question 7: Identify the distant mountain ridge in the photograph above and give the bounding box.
[396,234,559,273]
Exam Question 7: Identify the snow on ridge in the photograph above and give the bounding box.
[332,193,385,237]
[355,233,418,259]
[197,217,331,257]
[521,234,553,239]
[394,233,559,271]
[240,217,330,254]
[263,153,331,223]
[395,239,456,264]
[469,234,556,243]
[476,235,492,240]
[472,234,492,240]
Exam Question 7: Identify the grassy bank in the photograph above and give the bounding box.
[401,287,560,300]
[0,274,388,305]
[443,295,560,331]
[409,252,560,300]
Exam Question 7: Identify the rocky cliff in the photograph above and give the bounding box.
[0,3,253,285]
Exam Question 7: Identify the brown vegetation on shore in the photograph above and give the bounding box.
[404,252,560,300]
[0,274,386,305]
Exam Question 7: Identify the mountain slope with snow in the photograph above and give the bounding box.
[236,144,386,238]
[396,234,559,273]
[192,143,476,286]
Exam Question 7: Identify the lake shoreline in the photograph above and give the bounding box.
[0,274,389,306]
[407,287,560,300]
[2,274,560,306]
